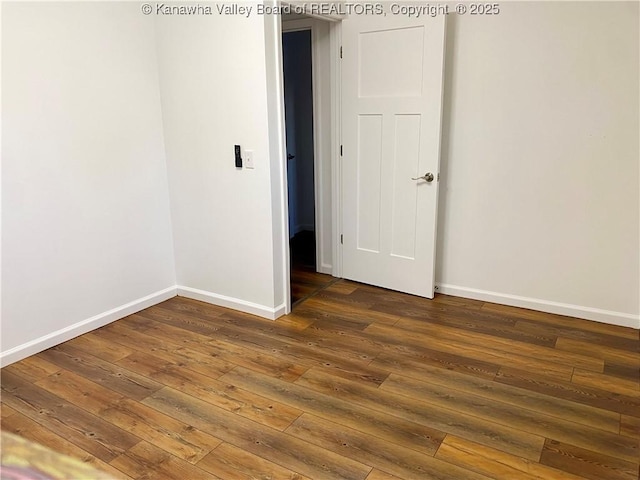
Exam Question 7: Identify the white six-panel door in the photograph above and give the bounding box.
[341,13,446,297]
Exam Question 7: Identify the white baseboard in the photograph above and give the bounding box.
[177,285,285,321]
[318,263,333,275]
[0,286,177,367]
[435,283,640,329]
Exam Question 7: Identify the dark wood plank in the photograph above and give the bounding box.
[435,435,586,480]
[137,306,223,337]
[110,440,220,480]
[1,403,18,418]
[540,438,639,480]
[620,415,640,439]
[324,281,359,295]
[482,303,638,340]
[274,312,315,331]
[65,333,133,363]
[143,386,373,480]
[116,312,157,331]
[294,296,401,328]
[366,322,574,381]
[286,413,491,480]
[394,314,558,349]
[292,283,321,304]
[216,310,384,364]
[514,319,639,353]
[35,368,222,463]
[497,367,640,417]
[365,470,404,480]
[1,370,140,462]
[431,293,486,309]
[312,289,377,310]
[37,344,163,401]
[556,337,639,368]
[353,291,560,348]
[380,373,637,462]
[116,350,303,431]
[373,364,619,433]
[604,363,640,382]
[212,323,391,387]
[209,312,394,387]
[391,317,601,371]
[294,367,545,461]
[219,366,445,456]
[2,292,638,480]
[370,345,499,380]
[91,321,235,380]
[141,304,384,373]
[292,303,377,331]
[290,263,335,305]
[344,291,497,335]
[342,285,440,309]
[139,319,310,382]
[1,411,134,479]
[196,442,312,480]
[159,296,227,319]
[572,368,639,397]
[2,356,61,383]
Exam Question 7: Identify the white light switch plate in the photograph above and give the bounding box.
[245,150,254,169]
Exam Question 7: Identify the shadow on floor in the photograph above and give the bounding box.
[290,231,335,306]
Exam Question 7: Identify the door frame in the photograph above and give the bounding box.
[271,13,448,315]
[330,20,343,280]
[268,13,342,315]
[280,17,343,274]
[282,18,342,276]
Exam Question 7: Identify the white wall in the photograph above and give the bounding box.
[436,2,640,327]
[155,12,287,317]
[1,2,177,364]
[2,1,636,370]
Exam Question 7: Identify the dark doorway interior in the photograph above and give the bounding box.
[283,30,333,306]
[290,231,333,305]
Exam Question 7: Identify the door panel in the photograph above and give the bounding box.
[342,13,446,298]
[356,114,383,253]
[391,114,421,260]
[359,26,424,97]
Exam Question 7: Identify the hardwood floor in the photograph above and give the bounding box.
[291,266,336,306]
[2,281,639,480]
[289,230,335,305]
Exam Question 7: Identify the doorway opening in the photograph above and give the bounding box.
[282,25,335,306]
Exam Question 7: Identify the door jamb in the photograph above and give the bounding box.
[330,20,343,279]
[281,18,342,281]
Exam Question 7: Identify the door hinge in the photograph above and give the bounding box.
[340,46,343,59]
[340,145,343,156]
[340,234,343,244]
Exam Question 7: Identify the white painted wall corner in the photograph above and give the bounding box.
[176,285,286,320]
[0,286,177,367]
[317,263,333,275]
